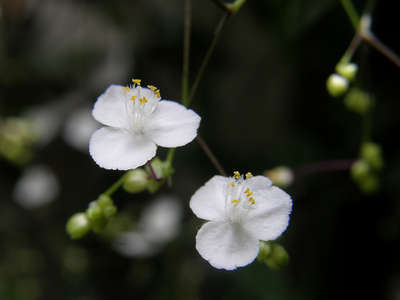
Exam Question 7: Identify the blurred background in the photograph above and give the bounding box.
[0,0,400,299]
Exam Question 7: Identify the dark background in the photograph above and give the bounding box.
[0,0,399,299]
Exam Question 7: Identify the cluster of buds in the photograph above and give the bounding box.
[257,241,289,270]
[351,142,383,194]
[66,195,117,239]
[123,157,174,195]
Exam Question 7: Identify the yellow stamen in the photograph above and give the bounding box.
[122,87,130,92]
[139,97,148,104]
[132,79,141,86]
[249,197,255,204]
[155,89,161,98]
[245,172,253,179]
[232,199,238,204]
[246,191,253,197]
[229,182,235,187]
[131,95,137,102]
[233,171,241,179]
[147,85,157,91]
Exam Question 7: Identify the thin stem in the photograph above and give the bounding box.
[338,33,362,66]
[147,161,161,181]
[186,13,229,107]
[197,136,227,176]
[361,32,400,69]
[339,0,360,31]
[294,159,355,178]
[103,173,128,196]
[182,0,191,104]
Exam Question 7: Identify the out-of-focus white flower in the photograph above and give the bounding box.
[13,165,60,209]
[89,82,201,170]
[264,166,294,188]
[113,196,182,257]
[63,107,100,152]
[190,172,292,270]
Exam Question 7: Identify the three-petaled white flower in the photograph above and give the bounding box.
[190,171,292,270]
[89,80,201,170]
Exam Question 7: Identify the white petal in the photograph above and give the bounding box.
[113,232,158,257]
[242,186,292,241]
[144,100,200,148]
[196,221,259,270]
[92,84,129,128]
[89,127,156,170]
[246,175,272,191]
[189,176,229,222]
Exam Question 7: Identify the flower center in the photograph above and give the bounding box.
[225,171,255,224]
[121,79,161,135]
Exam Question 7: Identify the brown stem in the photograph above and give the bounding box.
[361,32,400,69]
[196,136,227,176]
[294,159,355,178]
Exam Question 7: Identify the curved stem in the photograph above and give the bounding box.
[197,136,227,176]
[186,13,229,107]
[361,32,400,69]
[103,173,128,196]
[181,0,191,104]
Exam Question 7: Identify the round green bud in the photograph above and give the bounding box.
[350,160,370,181]
[66,213,91,239]
[147,178,163,194]
[326,74,349,97]
[344,88,372,115]
[359,175,380,194]
[258,241,289,270]
[97,194,113,209]
[336,63,358,81]
[361,142,383,170]
[123,168,149,193]
[103,204,117,219]
[86,201,103,222]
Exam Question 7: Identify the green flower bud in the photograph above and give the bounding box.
[86,201,103,221]
[97,194,113,209]
[123,168,149,193]
[264,166,294,188]
[103,204,117,219]
[258,241,289,270]
[350,160,370,181]
[361,142,383,170]
[66,213,91,239]
[147,157,164,179]
[147,178,163,194]
[359,175,380,194]
[326,74,349,97]
[336,63,358,81]
[344,88,373,115]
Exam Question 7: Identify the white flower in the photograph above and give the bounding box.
[113,196,182,257]
[89,81,201,170]
[189,172,292,270]
[13,165,60,209]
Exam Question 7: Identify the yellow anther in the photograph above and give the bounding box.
[247,191,253,197]
[249,197,255,204]
[122,87,130,92]
[131,95,137,102]
[132,79,141,86]
[229,182,235,187]
[147,85,157,91]
[139,97,148,104]
[233,171,241,179]
[232,199,238,204]
[155,89,161,98]
[245,172,253,179]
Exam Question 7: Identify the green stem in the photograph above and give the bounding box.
[166,148,175,165]
[338,33,362,66]
[103,173,128,196]
[339,0,360,31]
[181,0,191,105]
[185,13,229,107]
